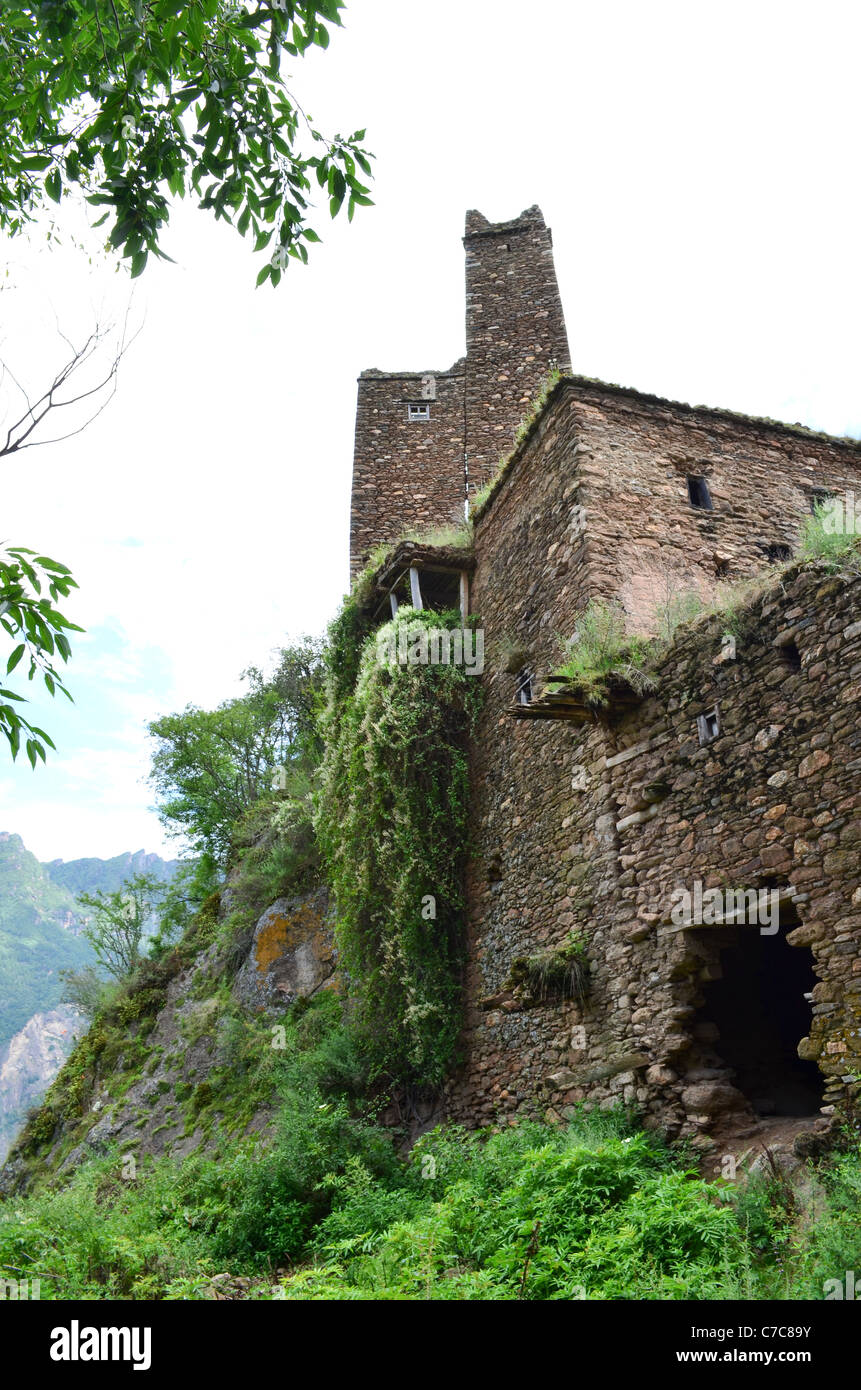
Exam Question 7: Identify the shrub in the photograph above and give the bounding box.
[800,500,861,570]
[508,934,590,1003]
[549,599,656,705]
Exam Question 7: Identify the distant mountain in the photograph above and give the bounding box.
[0,833,185,1051]
[0,832,184,1161]
[0,832,91,1051]
[43,847,183,898]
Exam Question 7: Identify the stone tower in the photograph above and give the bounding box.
[349,206,571,578]
[463,205,571,494]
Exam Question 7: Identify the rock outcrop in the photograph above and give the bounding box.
[0,1007,83,1162]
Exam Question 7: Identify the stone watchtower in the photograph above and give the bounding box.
[349,206,571,578]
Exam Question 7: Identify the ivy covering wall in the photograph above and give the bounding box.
[315,606,482,1086]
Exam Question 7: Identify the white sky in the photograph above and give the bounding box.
[1,0,858,862]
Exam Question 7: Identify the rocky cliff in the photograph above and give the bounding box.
[0,1006,84,1162]
[0,833,185,1165]
[0,880,336,1194]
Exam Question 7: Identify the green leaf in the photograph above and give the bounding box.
[6,645,25,675]
[33,557,71,574]
[45,169,62,203]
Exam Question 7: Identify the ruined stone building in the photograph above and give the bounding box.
[350,206,861,1150]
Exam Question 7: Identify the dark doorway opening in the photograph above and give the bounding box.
[699,918,823,1117]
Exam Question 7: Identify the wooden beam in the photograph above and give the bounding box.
[409,567,423,610]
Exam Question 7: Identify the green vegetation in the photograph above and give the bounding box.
[800,499,861,570]
[401,521,474,550]
[548,598,656,706]
[651,514,861,652]
[0,834,93,1048]
[0,546,82,764]
[4,1085,861,1300]
[0,0,372,283]
[555,529,861,712]
[225,779,321,920]
[148,638,324,869]
[507,933,590,1004]
[316,605,482,1086]
[76,872,167,982]
[10,897,221,1181]
[64,864,195,1018]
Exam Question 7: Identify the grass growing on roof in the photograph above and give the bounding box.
[548,599,657,706]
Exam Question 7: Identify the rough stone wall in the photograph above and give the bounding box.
[349,366,466,578]
[600,564,861,1138]
[346,204,860,1139]
[349,205,571,576]
[556,378,861,631]
[445,393,609,1127]
[446,557,860,1142]
[463,206,571,495]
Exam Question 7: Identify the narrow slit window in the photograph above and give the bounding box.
[697,707,720,745]
[687,475,713,510]
[408,402,430,422]
[515,668,534,705]
[779,640,802,672]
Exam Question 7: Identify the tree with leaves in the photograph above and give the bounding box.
[148,637,324,865]
[0,547,82,764]
[0,0,373,282]
[75,871,166,980]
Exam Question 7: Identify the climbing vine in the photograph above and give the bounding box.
[315,606,483,1086]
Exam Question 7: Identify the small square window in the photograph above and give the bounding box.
[408,403,430,422]
[697,707,720,745]
[687,475,713,510]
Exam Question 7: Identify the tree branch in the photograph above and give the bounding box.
[0,308,141,457]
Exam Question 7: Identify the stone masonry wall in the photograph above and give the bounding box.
[349,366,466,578]
[445,392,614,1127]
[349,206,572,576]
[559,378,861,631]
[601,563,860,1139]
[463,206,571,497]
[446,557,860,1142]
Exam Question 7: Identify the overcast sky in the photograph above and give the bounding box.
[1,0,858,863]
